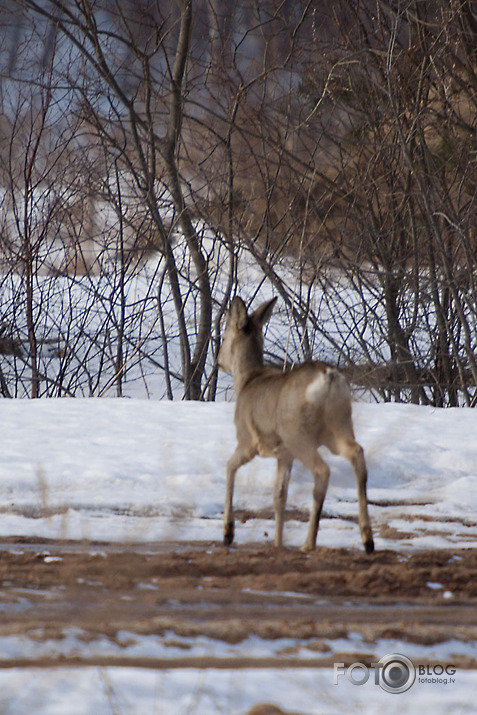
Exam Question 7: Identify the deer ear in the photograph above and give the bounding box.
[229,296,248,330]
[251,296,277,328]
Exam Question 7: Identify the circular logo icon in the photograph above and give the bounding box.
[377,653,416,693]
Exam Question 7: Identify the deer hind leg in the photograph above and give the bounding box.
[224,446,256,546]
[299,450,330,553]
[274,456,293,548]
[337,439,374,554]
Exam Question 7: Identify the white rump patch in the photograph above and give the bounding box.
[305,369,331,405]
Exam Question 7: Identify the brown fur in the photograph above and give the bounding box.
[218,296,374,553]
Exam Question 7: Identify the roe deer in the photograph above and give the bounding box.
[218,296,374,554]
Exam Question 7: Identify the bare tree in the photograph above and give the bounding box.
[1,0,476,405]
[218,0,477,406]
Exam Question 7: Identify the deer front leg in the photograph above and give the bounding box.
[224,446,255,546]
[274,456,293,548]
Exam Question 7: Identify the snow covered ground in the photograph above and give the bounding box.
[1,398,477,550]
[0,666,475,715]
[2,625,477,671]
[1,396,477,713]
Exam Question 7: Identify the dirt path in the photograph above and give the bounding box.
[0,540,476,669]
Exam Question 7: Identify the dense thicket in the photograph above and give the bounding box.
[0,1,476,404]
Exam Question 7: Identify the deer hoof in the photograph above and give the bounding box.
[364,538,375,554]
[224,522,234,546]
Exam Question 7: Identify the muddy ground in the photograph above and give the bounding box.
[0,539,476,670]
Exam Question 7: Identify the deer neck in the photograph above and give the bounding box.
[231,347,264,394]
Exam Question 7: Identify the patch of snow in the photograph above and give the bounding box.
[0,399,475,551]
